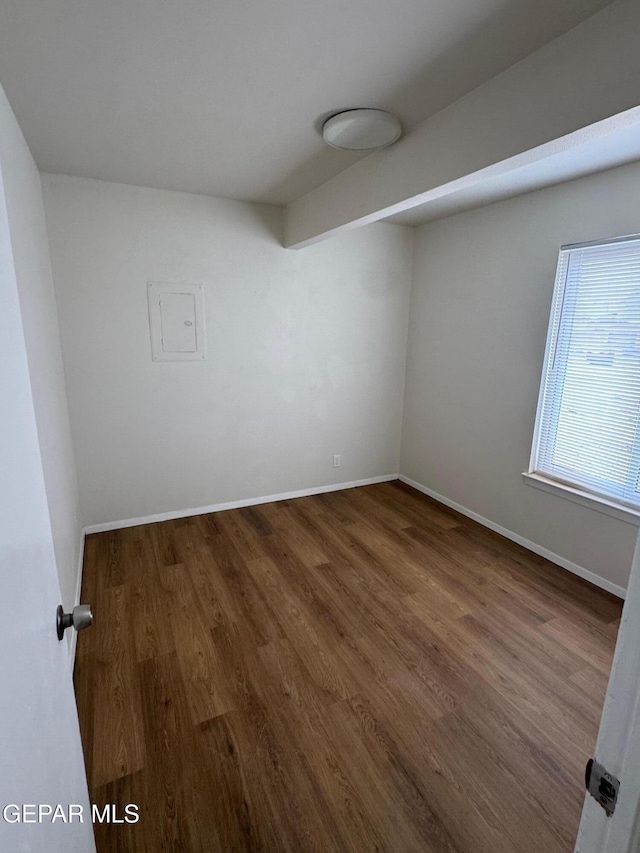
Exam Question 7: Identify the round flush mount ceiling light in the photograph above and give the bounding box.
[322,109,402,150]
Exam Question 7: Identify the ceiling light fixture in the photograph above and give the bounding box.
[322,109,402,150]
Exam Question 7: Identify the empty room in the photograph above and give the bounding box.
[3,0,640,850]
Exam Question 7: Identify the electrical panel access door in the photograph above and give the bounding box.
[148,282,206,361]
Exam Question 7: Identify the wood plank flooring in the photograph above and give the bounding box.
[74,481,622,852]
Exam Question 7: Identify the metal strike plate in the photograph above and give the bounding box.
[585,758,620,816]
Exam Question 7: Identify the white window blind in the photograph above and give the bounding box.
[531,235,640,510]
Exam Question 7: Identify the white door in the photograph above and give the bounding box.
[0,167,94,850]
[575,526,640,853]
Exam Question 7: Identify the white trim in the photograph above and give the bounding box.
[523,472,640,526]
[398,474,627,600]
[527,246,563,475]
[562,232,640,252]
[68,529,85,672]
[83,474,398,534]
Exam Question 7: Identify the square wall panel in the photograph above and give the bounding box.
[148,282,206,361]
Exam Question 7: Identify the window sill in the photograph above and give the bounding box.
[522,472,640,526]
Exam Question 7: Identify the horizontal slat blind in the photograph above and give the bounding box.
[534,236,640,508]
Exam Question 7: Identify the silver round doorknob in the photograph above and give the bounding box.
[57,604,93,641]
[72,605,93,632]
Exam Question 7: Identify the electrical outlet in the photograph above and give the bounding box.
[333,454,341,468]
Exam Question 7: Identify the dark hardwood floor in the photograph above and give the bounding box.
[74,481,622,852]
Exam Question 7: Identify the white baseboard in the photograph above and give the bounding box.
[69,528,86,672]
[398,474,627,600]
[83,474,399,535]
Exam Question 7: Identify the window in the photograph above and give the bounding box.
[530,235,640,511]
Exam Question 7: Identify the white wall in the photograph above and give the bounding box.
[401,160,640,593]
[42,175,413,527]
[0,84,82,616]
